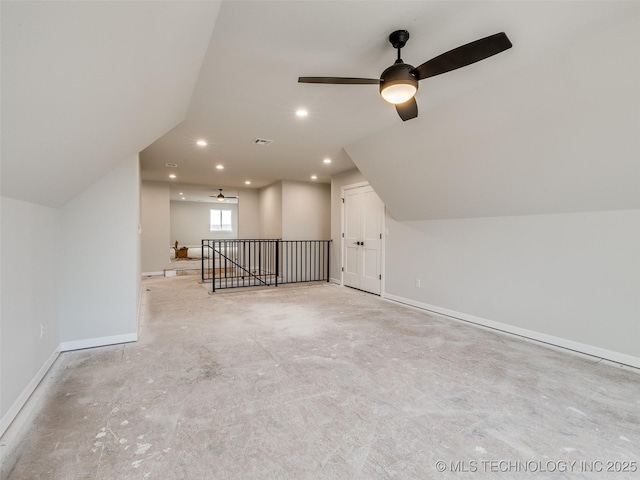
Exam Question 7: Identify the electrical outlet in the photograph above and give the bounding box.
[415,279,421,288]
[40,323,45,339]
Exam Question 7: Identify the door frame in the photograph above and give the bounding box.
[340,182,386,296]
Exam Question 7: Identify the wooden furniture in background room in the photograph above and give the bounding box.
[173,241,189,259]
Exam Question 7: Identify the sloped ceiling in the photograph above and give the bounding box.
[3,1,639,219]
[139,0,640,220]
[346,14,640,220]
[1,1,221,207]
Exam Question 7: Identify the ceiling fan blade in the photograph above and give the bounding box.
[413,32,512,80]
[298,77,379,85]
[395,97,418,121]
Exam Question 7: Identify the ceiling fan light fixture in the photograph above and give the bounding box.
[380,62,418,105]
[380,82,417,104]
[217,189,225,201]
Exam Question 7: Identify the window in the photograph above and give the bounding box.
[210,209,232,232]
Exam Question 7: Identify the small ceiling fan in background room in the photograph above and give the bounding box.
[210,189,238,202]
[299,30,512,121]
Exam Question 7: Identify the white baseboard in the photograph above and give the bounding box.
[60,333,137,352]
[330,277,341,285]
[1,333,138,439]
[0,345,60,437]
[137,279,143,337]
[141,271,164,277]
[384,293,640,369]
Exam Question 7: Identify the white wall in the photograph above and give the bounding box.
[141,182,170,274]
[58,156,140,348]
[259,181,282,239]
[384,210,640,365]
[330,168,366,281]
[1,197,61,433]
[282,180,331,240]
[170,201,238,245]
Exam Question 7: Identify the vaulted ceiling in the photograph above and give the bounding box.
[1,1,220,207]
[3,1,639,218]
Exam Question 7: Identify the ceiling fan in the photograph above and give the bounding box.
[298,30,512,121]
[209,189,238,202]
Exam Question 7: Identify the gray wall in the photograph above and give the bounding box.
[139,181,331,271]
[59,156,140,346]
[384,210,640,363]
[259,181,282,239]
[142,185,261,270]
[1,197,60,431]
[141,182,170,274]
[282,180,330,240]
[140,181,330,270]
[1,155,141,435]
[257,180,331,240]
[170,201,238,245]
[238,188,260,239]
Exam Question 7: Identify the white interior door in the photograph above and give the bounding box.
[343,187,362,289]
[343,185,383,295]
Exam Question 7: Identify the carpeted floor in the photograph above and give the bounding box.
[2,277,639,479]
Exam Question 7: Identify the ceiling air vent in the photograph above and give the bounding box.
[252,138,273,146]
[165,163,178,168]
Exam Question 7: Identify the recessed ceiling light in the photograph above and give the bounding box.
[245,181,251,185]
[196,140,207,146]
[181,197,186,200]
[179,192,183,195]
[169,174,177,179]
[216,165,224,170]
[323,158,332,164]
[296,109,308,117]
[311,175,317,180]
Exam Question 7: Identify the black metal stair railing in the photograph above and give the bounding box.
[201,239,331,292]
